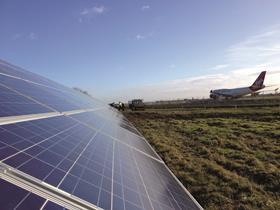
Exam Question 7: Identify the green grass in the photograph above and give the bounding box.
[124,107,280,210]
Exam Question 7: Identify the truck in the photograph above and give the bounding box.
[128,99,145,110]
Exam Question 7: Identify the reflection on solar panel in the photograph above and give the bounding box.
[0,60,203,210]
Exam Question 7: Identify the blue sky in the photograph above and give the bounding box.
[1,0,280,101]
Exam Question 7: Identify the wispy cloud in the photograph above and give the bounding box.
[80,5,107,21]
[11,32,37,40]
[135,32,153,41]
[109,69,280,102]
[81,5,106,16]
[169,64,176,69]
[227,25,280,66]
[211,64,229,70]
[141,5,150,11]
[110,25,280,101]
[11,33,22,40]
[135,34,145,40]
[27,32,37,40]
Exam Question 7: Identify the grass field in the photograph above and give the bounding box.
[123,107,280,210]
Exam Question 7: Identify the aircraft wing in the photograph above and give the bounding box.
[0,60,203,210]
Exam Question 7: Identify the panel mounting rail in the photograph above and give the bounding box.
[0,163,102,210]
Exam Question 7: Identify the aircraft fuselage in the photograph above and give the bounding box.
[210,87,254,99]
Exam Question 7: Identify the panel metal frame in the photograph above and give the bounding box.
[0,163,102,210]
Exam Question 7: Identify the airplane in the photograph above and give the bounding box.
[210,71,266,99]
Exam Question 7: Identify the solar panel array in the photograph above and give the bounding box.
[0,60,202,210]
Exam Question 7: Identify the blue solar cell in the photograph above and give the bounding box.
[0,146,19,160]
[3,152,32,168]
[12,140,33,150]
[71,111,161,160]
[0,179,28,209]
[24,145,44,156]
[0,75,80,112]
[73,180,99,204]
[45,169,66,186]
[98,189,111,210]
[0,59,68,91]
[0,130,25,144]
[59,174,78,193]
[113,195,125,210]
[0,141,6,149]
[133,149,201,210]
[101,176,112,192]
[81,168,102,187]
[114,182,123,197]
[102,123,161,160]
[124,187,142,207]
[70,111,108,130]
[0,85,52,117]
[19,158,54,180]
[119,122,142,136]
[57,158,73,171]
[0,60,104,110]
[0,179,47,209]
[37,150,64,166]
[16,193,46,210]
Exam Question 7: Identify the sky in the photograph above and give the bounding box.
[1,0,280,102]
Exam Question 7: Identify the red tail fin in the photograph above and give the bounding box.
[250,71,266,91]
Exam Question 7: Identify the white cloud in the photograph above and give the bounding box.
[27,32,37,40]
[141,5,150,11]
[11,33,22,40]
[211,64,229,70]
[135,32,153,41]
[11,32,37,40]
[92,6,106,14]
[80,5,106,19]
[169,64,176,69]
[136,34,145,40]
[226,25,280,66]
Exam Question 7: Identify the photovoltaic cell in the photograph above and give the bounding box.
[70,111,161,160]
[42,201,65,210]
[92,108,142,136]
[0,59,71,92]
[0,59,104,110]
[0,60,202,210]
[70,111,108,130]
[0,75,80,112]
[1,114,201,209]
[0,179,47,209]
[0,84,52,117]
[133,149,200,210]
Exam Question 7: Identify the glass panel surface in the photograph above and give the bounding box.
[0,60,201,210]
[0,84,52,117]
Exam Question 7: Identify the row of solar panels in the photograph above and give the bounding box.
[0,60,202,210]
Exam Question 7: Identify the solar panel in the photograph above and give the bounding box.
[0,60,203,210]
